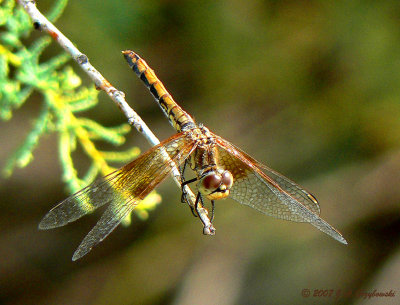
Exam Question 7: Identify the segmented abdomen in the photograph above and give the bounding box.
[123,50,196,132]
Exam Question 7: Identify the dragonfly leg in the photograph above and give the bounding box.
[180,159,202,217]
[194,192,205,218]
[181,178,199,217]
[180,159,188,183]
[180,177,198,203]
[210,200,215,223]
[188,202,198,218]
[180,159,193,204]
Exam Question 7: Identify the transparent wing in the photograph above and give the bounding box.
[216,138,320,216]
[215,136,347,244]
[39,132,196,260]
[39,172,123,229]
[72,195,137,261]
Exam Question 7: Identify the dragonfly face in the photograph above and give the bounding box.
[197,168,234,201]
[39,50,347,261]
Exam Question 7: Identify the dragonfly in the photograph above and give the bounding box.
[39,50,347,261]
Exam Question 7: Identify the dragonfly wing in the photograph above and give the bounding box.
[216,138,320,216]
[72,195,139,261]
[40,132,196,260]
[215,137,347,244]
[39,171,126,229]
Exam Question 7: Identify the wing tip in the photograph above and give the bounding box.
[72,237,94,261]
[38,214,57,230]
[38,211,71,230]
[72,249,87,261]
[338,235,348,245]
[72,235,96,261]
[329,228,348,245]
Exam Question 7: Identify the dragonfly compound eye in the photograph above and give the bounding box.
[221,171,233,189]
[201,173,222,192]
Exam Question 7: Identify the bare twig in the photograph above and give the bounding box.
[17,0,215,235]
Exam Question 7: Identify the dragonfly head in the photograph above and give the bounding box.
[198,169,234,201]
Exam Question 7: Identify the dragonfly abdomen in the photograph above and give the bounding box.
[123,50,196,132]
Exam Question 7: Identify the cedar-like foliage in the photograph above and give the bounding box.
[0,0,161,221]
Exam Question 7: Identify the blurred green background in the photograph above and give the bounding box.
[1,0,400,304]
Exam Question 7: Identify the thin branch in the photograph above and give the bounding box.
[17,0,215,235]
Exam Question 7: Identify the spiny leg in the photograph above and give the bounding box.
[180,159,188,184]
[180,177,198,203]
[194,192,205,219]
[180,159,191,203]
[210,200,215,223]
[179,159,199,217]
[181,178,199,218]
[182,179,198,217]
[188,202,198,218]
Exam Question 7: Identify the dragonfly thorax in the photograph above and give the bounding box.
[198,168,234,201]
